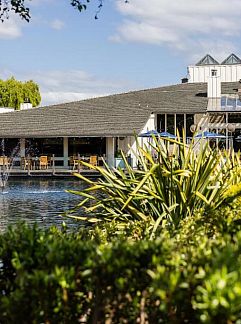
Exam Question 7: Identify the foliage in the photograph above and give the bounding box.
[0,0,129,22]
[0,0,30,22]
[0,77,41,109]
[1,219,241,323]
[66,135,241,234]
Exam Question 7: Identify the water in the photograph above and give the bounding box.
[0,177,88,232]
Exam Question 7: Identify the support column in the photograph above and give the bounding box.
[127,136,137,168]
[106,137,115,168]
[63,137,69,168]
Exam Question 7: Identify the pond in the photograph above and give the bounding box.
[0,177,88,232]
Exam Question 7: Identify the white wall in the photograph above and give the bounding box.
[207,76,221,98]
[0,107,14,113]
[188,64,241,83]
[20,103,33,110]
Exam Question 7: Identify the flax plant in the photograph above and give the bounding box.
[65,134,241,233]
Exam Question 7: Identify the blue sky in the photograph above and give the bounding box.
[0,0,241,105]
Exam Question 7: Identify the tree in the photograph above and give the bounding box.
[0,77,41,110]
[0,0,129,22]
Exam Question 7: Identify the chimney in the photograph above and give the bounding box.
[207,69,221,98]
[20,103,33,110]
[181,77,188,84]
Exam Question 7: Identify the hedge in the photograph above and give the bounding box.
[0,220,241,323]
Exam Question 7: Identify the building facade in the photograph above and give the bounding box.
[0,54,241,169]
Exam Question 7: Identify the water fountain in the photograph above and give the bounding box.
[0,139,20,191]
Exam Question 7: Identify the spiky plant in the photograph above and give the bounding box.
[65,134,241,235]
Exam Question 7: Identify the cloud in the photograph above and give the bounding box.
[50,19,65,30]
[0,69,136,106]
[41,91,105,106]
[0,17,22,39]
[113,0,241,58]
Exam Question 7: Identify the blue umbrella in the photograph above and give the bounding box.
[139,130,176,138]
[195,131,226,139]
[139,130,160,137]
[159,131,176,138]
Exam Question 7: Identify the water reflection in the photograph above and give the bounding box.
[0,177,87,232]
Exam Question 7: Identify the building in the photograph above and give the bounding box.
[0,53,240,169]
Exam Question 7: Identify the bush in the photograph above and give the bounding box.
[1,222,241,323]
[66,135,241,235]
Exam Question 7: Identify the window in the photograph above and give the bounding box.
[157,114,165,132]
[186,114,194,137]
[176,114,185,135]
[68,137,106,156]
[211,69,217,77]
[167,114,175,135]
[228,113,241,124]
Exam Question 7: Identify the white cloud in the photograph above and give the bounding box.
[0,69,136,106]
[113,0,241,58]
[41,91,105,106]
[50,19,65,30]
[0,17,22,39]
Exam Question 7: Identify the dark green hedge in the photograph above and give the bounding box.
[0,221,241,323]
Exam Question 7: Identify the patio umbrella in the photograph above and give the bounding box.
[138,130,161,137]
[139,130,176,138]
[159,131,176,138]
[195,131,226,139]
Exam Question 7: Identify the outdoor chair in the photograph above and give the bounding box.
[69,155,81,170]
[21,157,32,170]
[0,156,10,168]
[89,155,98,167]
[39,156,48,169]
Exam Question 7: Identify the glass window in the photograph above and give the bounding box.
[228,113,241,124]
[157,114,165,132]
[176,114,184,136]
[220,96,241,111]
[167,114,175,135]
[227,97,236,108]
[26,138,63,157]
[0,138,20,157]
[68,137,106,156]
[186,114,194,138]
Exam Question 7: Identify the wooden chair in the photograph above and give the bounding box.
[89,155,98,166]
[21,157,32,170]
[39,156,48,169]
[0,156,10,168]
[70,155,81,170]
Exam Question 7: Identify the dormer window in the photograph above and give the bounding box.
[211,69,217,77]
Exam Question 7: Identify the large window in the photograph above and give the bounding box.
[167,114,175,135]
[68,137,106,156]
[0,138,20,157]
[228,113,241,124]
[157,114,165,132]
[186,114,194,138]
[176,114,185,135]
[25,138,63,157]
[156,114,195,138]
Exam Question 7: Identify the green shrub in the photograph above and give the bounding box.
[1,222,241,323]
[66,135,241,235]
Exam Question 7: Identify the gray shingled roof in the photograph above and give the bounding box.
[0,81,237,138]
